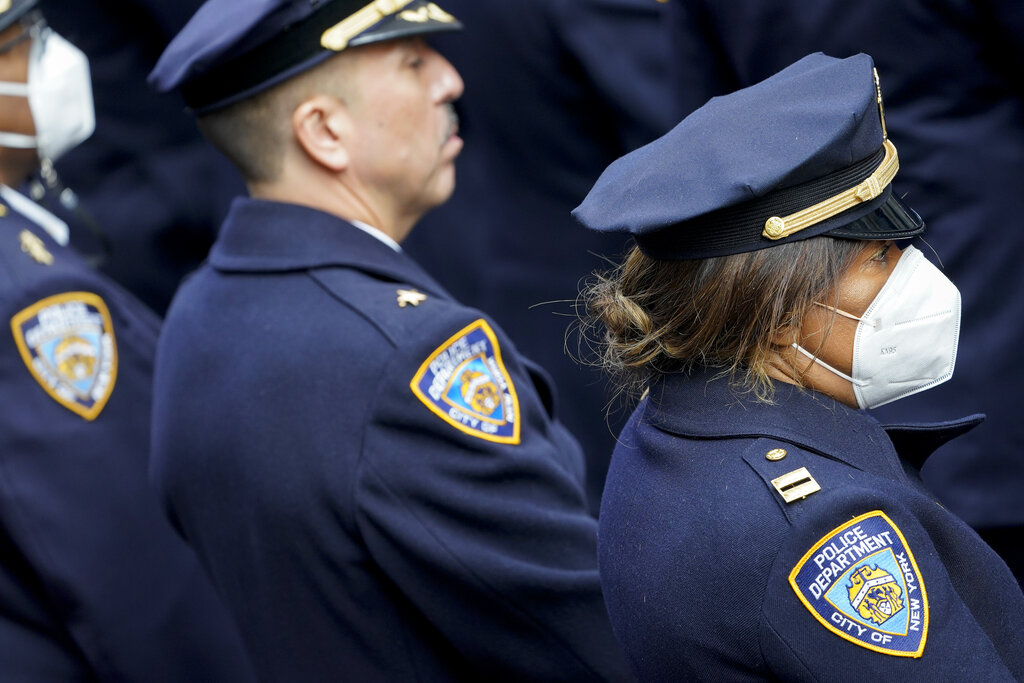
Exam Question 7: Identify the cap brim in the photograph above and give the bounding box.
[825,192,925,241]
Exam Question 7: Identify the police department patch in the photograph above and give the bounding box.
[411,319,520,444]
[11,292,117,421]
[789,511,928,657]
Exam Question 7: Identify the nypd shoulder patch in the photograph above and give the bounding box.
[789,511,928,657]
[11,292,118,421]
[411,319,521,445]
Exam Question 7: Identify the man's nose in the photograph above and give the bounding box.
[430,51,463,103]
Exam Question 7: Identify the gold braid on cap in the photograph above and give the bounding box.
[321,0,417,50]
[762,138,899,240]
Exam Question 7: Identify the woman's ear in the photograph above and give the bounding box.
[292,95,350,172]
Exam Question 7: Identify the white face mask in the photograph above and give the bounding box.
[0,25,95,162]
[793,245,961,409]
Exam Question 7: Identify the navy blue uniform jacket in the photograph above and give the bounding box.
[151,198,632,682]
[0,195,254,680]
[599,369,1024,681]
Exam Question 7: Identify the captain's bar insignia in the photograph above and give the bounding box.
[771,467,821,503]
[19,230,53,265]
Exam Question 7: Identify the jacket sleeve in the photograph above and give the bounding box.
[760,491,1024,680]
[0,286,255,682]
[354,317,633,682]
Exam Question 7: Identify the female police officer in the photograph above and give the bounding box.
[573,53,1024,680]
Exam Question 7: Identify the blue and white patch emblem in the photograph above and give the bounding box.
[11,292,117,421]
[411,319,520,444]
[789,511,928,657]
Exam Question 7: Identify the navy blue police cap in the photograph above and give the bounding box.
[0,0,39,32]
[572,53,924,260]
[149,0,462,114]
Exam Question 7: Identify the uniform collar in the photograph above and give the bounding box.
[208,197,448,296]
[349,218,402,252]
[0,184,70,246]
[644,367,981,473]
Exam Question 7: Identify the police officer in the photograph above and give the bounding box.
[665,0,1024,587]
[0,1,254,679]
[574,54,1024,679]
[148,1,631,680]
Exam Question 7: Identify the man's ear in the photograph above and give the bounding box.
[292,95,350,172]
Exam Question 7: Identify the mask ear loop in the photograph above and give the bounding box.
[791,342,870,388]
[0,18,44,148]
[0,81,29,96]
[812,302,880,329]
[0,80,36,148]
[813,302,860,322]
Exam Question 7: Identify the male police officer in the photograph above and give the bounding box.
[0,1,255,679]
[148,1,631,680]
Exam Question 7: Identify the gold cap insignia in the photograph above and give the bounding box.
[873,68,888,141]
[321,0,417,51]
[400,3,456,23]
[763,139,899,241]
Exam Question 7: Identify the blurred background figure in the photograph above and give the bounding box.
[665,0,1024,582]
[404,0,676,511]
[35,0,245,314]
[0,0,254,678]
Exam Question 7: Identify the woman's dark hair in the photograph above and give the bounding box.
[580,236,865,403]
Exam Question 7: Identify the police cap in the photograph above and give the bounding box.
[150,0,462,114]
[0,0,38,33]
[572,53,925,260]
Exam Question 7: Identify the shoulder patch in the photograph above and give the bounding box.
[11,292,117,420]
[789,511,928,657]
[410,319,521,445]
